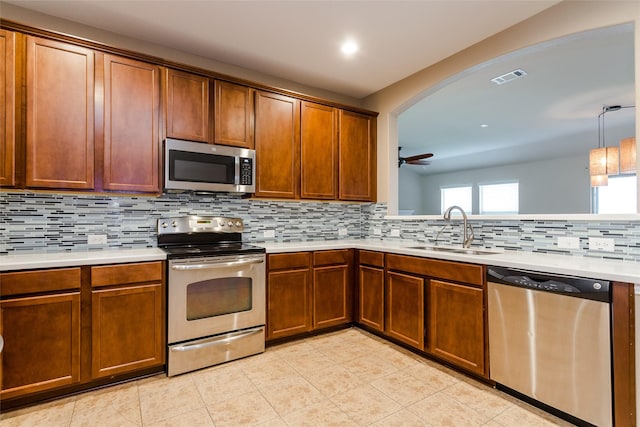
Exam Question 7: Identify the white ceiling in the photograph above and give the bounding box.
[398,23,636,175]
[3,0,559,99]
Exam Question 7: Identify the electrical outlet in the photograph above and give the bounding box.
[373,228,382,236]
[589,237,615,252]
[338,228,348,236]
[557,236,580,249]
[87,234,107,245]
[263,230,275,238]
[390,229,400,237]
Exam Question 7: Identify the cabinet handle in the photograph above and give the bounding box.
[170,327,263,352]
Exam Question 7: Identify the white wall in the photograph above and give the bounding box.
[406,154,590,215]
[398,166,424,214]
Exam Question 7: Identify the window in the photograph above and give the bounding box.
[479,182,519,214]
[594,175,637,214]
[441,186,472,214]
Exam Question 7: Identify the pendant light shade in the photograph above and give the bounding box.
[590,174,608,186]
[589,146,619,176]
[620,137,636,174]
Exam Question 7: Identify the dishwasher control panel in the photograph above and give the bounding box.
[487,266,610,302]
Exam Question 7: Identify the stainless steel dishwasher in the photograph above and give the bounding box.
[487,266,612,427]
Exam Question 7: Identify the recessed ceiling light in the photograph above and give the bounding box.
[480,124,489,128]
[341,40,359,56]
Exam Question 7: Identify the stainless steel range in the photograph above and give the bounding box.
[158,215,266,376]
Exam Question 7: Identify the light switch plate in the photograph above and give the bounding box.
[88,234,107,245]
[263,230,276,238]
[338,228,348,236]
[589,237,615,252]
[557,236,580,249]
[390,229,400,237]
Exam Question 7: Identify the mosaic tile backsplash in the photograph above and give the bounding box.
[1,193,639,262]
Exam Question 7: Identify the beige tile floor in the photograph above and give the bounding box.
[0,328,574,426]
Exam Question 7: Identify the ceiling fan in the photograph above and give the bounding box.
[398,147,433,168]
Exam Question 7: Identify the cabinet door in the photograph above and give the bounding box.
[339,110,375,201]
[313,264,351,329]
[300,101,337,199]
[254,91,300,198]
[358,265,385,332]
[1,292,81,399]
[0,29,15,187]
[386,270,424,349]
[166,69,210,142]
[267,268,311,340]
[429,280,485,375]
[214,80,253,148]
[91,283,164,378]
[102,54,160,192]
[26,36,94,189]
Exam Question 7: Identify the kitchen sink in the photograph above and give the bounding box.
[406,246,499,255]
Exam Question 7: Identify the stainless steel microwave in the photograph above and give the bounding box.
[163,138,255,194]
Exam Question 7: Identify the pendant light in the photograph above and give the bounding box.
[589,105,624,184]
[589,147,619,176]
[620,137,636,174]
[590,174,608,187]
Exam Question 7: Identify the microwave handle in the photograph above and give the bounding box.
[171,258,264,271]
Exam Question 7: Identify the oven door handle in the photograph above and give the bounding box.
[170,327,264,352]
[171,258,264,271]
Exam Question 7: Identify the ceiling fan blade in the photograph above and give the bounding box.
[407,160,432,165]
[404,153,433,162]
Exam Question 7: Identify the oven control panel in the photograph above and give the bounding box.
[158,216,245,234]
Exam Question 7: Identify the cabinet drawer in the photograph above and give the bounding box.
[386,254,484,287]
[1,268,81,297]
[359,250,384,268]
[91,261,163,287]
[268,252,311,271]
[313,249,351,266]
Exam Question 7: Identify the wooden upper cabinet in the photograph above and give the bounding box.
[0,30,16,188]
[300,101,338,199]
[26,36,94,189]
[214,80,253,148]
[254,90,300,198]
[339,110,376,202]
[101,54,160,193]
[165,68,210,143]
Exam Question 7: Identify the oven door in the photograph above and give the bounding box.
[168,254,265,344]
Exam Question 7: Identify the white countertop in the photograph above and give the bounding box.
[261,239,640,284]
[1,240,638,283]
[0,248,167,272]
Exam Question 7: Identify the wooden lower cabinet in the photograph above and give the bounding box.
[267,267,312,340]
[385,270,425,350]
[0,292,81,399]
[0,261,165,404]
[357,265,385,331]
[313,250,352,330]
[91,283,164,378]
[267,250,352,340]
[428,279,485,375]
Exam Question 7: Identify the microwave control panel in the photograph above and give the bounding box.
[240,158,253,185]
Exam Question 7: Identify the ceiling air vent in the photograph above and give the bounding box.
[490,69,527,85]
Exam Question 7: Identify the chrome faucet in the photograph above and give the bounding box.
[434,205,474,248]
